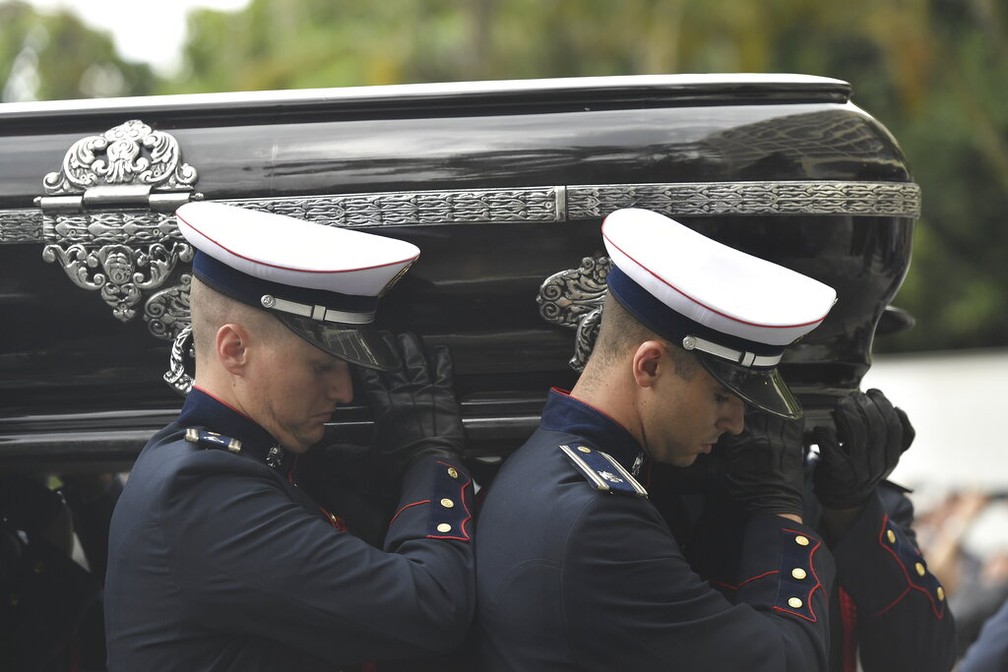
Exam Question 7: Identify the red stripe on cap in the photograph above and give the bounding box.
[177,210,419,274]
[601,223,829,330]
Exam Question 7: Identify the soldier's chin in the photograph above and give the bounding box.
[659,452,700,468]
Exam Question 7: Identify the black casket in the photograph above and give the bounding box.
[0,74,918,475]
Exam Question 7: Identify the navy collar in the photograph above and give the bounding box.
[539,388,645,475]
[178,388,293,476]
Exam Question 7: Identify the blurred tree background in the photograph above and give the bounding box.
[1,0,1005,354]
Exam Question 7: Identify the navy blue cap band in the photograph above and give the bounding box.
[606,265,783,362]
[192,251,378,318]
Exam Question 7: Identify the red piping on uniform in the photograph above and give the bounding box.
[710,569,779,592]
[436,460,474,540]
[192,385,257,422]
[838,587,859,672]
[320,506,347,532]
[551,387,626,429]
[872,586,911,618]
[873,515,945,619]
[390,499,430,525]
[771,528,826,623]
[772,603,821,623]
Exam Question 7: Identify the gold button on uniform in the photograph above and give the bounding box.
[440,498,455,509]
[791,568,807,580]
[436,523,452,533]
[577,446,591,453]
[887,529,897,544]
[787,597,803,609]
[447,467,459,479]
[795,535,810,547]
[937,586,945,601]
[915,562,926,577]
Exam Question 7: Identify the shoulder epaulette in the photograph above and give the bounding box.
[185,427,242,452]
[184,427,288,471]
[560,444,647,497]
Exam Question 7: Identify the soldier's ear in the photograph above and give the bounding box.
[631,340,664,389]
[216,323,250,373]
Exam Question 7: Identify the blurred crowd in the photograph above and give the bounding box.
[911,487,1008,658]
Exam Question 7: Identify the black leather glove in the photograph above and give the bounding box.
[714,410,807,518]
[811,388,914,509]
[356,332,465,477]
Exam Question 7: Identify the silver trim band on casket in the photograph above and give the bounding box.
[225,180,921,227]
[0,179,920,338]
[0,179,922,245]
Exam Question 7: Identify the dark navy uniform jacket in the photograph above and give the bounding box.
[651,461,957,672]
[825,483,956,671]
[105,388,475,672]
[475,389,837,671]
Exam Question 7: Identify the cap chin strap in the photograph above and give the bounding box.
[681,334,783,368]
[260,294,375,325]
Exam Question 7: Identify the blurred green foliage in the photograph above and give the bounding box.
[1,0,1005,353]
[0,1,154,99]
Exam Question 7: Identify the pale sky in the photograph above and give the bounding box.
[23,0,251,74]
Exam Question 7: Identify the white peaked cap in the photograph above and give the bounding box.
[601,208,837,418]
[176,201,420,370]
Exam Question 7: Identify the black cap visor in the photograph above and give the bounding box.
[696,354,802,419]
[274,313,399,371]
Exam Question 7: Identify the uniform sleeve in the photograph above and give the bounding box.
[561,494,835,671]
[829,485,957,672]
[160,451,474,667]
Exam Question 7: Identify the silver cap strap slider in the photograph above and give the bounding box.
[260,294,375,325]
[681,334,783,368]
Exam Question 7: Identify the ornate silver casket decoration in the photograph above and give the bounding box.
[37,119,200,322]
[538,256,612,372]
[163,323,195,397]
